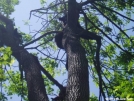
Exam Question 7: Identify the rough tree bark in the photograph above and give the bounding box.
[62,26,89,101]
[0,14,49,101]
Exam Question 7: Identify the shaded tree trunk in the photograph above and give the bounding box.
[62,26,89,101]
[0,17,49,101]
[61,0,89,100]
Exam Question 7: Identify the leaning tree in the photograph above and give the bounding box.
[0,0,134,101]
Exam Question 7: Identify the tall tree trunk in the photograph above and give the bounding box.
[0,15,49,101]
[62,0,89,100]
[62,26,89,101]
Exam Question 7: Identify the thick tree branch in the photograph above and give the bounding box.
[68,0,78,30]
[32,55,64,90]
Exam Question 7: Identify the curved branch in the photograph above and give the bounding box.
[91,4,131,41]
[80,0,103,6]
[94,2,134,22]
[23,31,62,47]
[81,10,133,58]
[29,1,68,19]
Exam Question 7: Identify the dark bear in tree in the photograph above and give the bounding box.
[13,28,22,44]
[59,14,67,28]
[54,14,68,49]
[55,31,64,49]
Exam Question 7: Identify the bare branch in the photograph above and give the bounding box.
[23,31,61,47]
[94,2,134,22]
[91,3,132,43]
